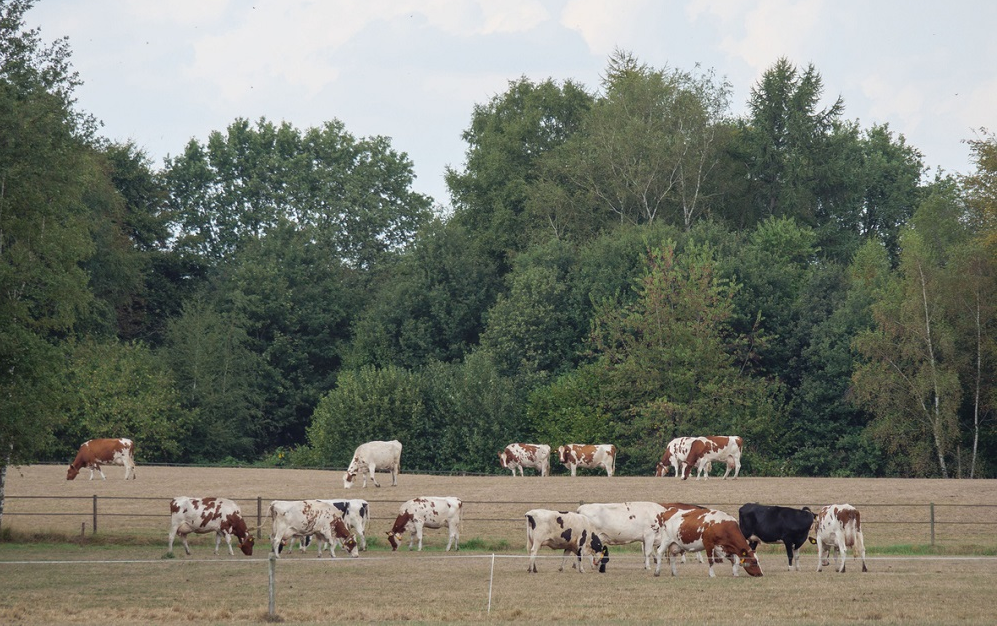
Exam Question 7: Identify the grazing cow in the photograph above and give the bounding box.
[67,438,136,480]
[524,509,605,573]
[343,440,402,489]
[576,502,666,569]
[498,443,551,477]
[556,444,616,477]
[684,436,743,480]
[810,504,868,573]
[269,500,359,559]
[652,504,762,578]
[167,497,255,556]
[288,498,370,555]
[387,497,462,552]
[738,503,816,571]
[655,437,699,478]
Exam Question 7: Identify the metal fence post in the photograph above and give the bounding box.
[268,554,277,619]
[92,494,97,535]
[930,502,935,546]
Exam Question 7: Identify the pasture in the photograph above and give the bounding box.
[2,465,997,624]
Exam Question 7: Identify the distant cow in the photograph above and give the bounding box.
[684,436,743,480]
[576,502,665,569]
[269,500,359,559]
[498,443,551,477]
[387,497,462,552]
[738,503,816,571]
[525,509,605,573]
[556,444,616,477]
[343,440,402,489]
[655,437,698,478]
[811,504,868,573]
[67,438,136,480]
[167,497,255,556]
[652,504,762,578]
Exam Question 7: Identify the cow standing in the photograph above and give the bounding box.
[655,437,698,478]
[684,436,743,480]
[576,502,665,570]
[557,444,616,477]
[288,498,370,555]
[343,440,402,489]
[811,504,868,573]
[498,443,551,477]
[524,509,605,573]
[652,504,763,578]
[167,497,255,556]
[269,500,359,558]
[66,438,136,480]
[738,503,816,571]
[387,497,462,552]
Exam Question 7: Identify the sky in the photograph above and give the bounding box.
[26,0,997,211]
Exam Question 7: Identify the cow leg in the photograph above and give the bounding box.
[783,540,796,570]
[816,539,825,572]
[367,462,381,488]
[836,537,848,572]
[181,534,192,556]
[167,527,178,554]
[856,531,868,572]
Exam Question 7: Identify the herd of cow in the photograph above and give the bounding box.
[65,437,868,577]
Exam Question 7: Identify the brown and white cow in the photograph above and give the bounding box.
[576,501,665,569]
[67,438,136,480]
[269,500,359,558]
[652,504,762,578]
[655,437,698,478]
[684,436,743,480]
[386,497,462,552]
[525,509,605,573]
[167,496,255,556]
[810,504,868,573]
[286,498,370,555]
[343,440,402,489]
[556,444,616,477]
[498,443,551,477]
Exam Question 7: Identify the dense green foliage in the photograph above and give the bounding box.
[4,5,996,480]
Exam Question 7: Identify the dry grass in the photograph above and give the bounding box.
[2,465,997,624]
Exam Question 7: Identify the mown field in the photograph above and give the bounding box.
[2,465,997,625]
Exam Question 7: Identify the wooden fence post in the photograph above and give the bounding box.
[268,555,277,618]
[92,494,97,535]
[930,503,935,546]
[257,497,262,539]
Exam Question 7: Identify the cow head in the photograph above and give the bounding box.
[343,534,359,557]
[66,465,80,480]
[596,545,610,573]
[737,548,763,577]
[343,470,356,489]
[557,446,571,464]
[238,534,255,556]
[497,450,508,469]
[386,531,403,551]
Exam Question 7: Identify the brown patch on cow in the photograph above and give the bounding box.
[170,500,180,514]
[678,511,708,545]
[578,447,596,465]
[836,506,861,531]
[390,511,414,536]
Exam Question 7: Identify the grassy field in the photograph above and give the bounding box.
[2,465,997,624]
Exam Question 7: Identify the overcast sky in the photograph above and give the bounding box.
[26,0,997,210]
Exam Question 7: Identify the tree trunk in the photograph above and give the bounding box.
[0,445,10,534]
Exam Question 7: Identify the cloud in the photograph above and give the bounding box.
[560,0,655,57]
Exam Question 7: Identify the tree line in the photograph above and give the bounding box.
[2,2,995,487]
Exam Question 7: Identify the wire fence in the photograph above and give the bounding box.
[3,494,997,549]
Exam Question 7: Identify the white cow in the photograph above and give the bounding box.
[268,500,359,558]
[498,443,551,477]
[655,437,701,478]
[556,444,617,477]
[287,498,370,555]
[811,504,868,573]
[576,502,666,570]
[343,440,402,488]
[386,497,462,552]
[167,497,255,556]
[525,509,605,573]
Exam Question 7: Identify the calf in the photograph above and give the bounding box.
[343,440,402,488]
[524,509,605,573]
[167,497,255,556]
[498,443,551,477]
[557,444,616,477]
[387,497,462,552]
[576,502,665,569]
[652,504,762,578]
[811,504,868,573]
[67,438,136,480]
[738,503,816,571]
[269,500,359,558]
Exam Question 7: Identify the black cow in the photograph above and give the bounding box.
[738,503,816,571]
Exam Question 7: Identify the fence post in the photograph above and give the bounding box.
[487,553,495,614]
[268,555,277,618]
[930,502,935,546]
[92,494,97,535]
[257,497,263,539]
